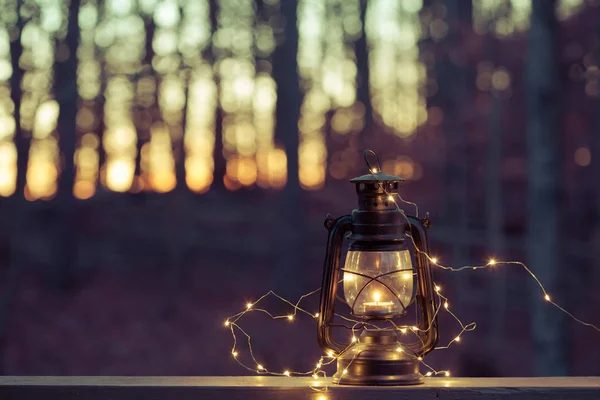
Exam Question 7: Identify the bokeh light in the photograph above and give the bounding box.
[0,0,593,199]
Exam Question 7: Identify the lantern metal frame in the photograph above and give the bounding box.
[317,149,439,386]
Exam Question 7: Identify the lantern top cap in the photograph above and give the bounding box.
[349,149,405,183]
[350,172,405,183]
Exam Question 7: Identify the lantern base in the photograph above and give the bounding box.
[332,331,424,386]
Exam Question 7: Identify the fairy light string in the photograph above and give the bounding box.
[223,168,600,386]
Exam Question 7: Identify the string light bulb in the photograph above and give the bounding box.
[400,328,408,334]
[444,301,449,309]
[312,374,318,379]
[396,347,403,352]
[314,313,319,318]
[224,320,230,326]
[454,336,461,342]
[246,303,253,310]
[352,336,357,342]
[232,351,238,358]
[342,369,348,375]
[287,315,294,321]
[425,372,432,377]
[283,370,290,377]
[488,259,496,266]
[257,364,264,370]
[388,195,394,201]
[431,257,438,264]
[445,371,450,377]
[327,351,334,357]
[434,285,441,292]
[544,294,551,302]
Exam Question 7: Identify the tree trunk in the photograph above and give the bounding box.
[163,6,190,317]
[11,13,26,196]
[526,0,567,376]
[1,6,26,373]
[274,1,301,192]
[53,0,82,290]
[594,0,600,277]
[483,30,507,350]
[135,19,156,182]
[355,0,372,147]
[209,0,226,190]
[95,2,107,188]
[438,0,472,307]
[272,0,302,290]
[176,75,189,192]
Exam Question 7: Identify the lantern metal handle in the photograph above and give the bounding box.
[363,148,382,173]
[317,214,353,356]
[404,214,438,356]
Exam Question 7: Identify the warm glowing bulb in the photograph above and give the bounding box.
[327,351,334,357]
[316,362,322,368]
[225,320,230,326]
[544,294,551,302]
[351,336,357,342]
[232,351,238,357]
[445,371,450,377]
[246,303,253,309]
[342,369,348,375]
[488,259,496,266]
[425,372,432,376]
[431,257,438,264]
[402,272,412,280]
[444,302,449,309]
[435,285,441,292]
[312,374,318,379]
[257,364,264,370]
[454,336,461,342]
[396,347,403,353]
[287,315,294,321]
[314,313,319,318]
[373,292,381,302]
[388,195,394,201]
[417,356,423,361]
[318,396,327,400]
[284,371,290,377]
[400,328,408,334]
[411,326,418,331]
[371,168,378,174]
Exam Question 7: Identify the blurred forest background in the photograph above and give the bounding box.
[0,0,600,377]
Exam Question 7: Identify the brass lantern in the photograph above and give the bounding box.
[317,150,438,385]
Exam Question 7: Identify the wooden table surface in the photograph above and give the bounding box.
[1,376,599,399]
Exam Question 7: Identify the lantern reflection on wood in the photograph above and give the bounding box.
[317,149,438,386]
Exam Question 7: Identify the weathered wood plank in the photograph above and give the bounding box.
[1,377,599,400]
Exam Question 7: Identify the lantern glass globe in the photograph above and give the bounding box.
[343,249,415,318]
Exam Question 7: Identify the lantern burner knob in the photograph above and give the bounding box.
[358,330,397,345]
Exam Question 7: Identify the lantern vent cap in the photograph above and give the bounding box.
[350,149,405,183]
[350,172,405,183]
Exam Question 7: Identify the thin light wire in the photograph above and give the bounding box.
[223,171,600,387]
[378,179,600,334]
[224,273,472,381]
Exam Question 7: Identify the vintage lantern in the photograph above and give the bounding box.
[317,149,438,385]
